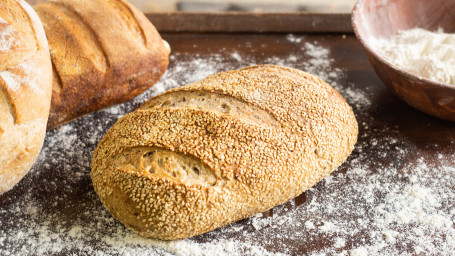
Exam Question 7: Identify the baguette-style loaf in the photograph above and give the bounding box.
[34,0,170,129]
[91,65,358,240]
[0,0,52,195]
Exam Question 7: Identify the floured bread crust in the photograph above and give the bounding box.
[0,0,52,195]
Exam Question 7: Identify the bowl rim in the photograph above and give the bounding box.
[351,0,455,91]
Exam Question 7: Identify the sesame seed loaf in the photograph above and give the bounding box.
[0,0,52,194]
[91,64,358,240]
[34,0,170,129]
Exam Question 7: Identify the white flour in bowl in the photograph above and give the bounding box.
[371,28,455,85]
[0,34,454,255]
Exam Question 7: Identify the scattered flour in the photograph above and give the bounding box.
[231,52,242,61]
[305,220,316,230]
[0,34,454,255]
[371,28,455,85]
[350,247,368,256]
[334,237,346,249]
[286,34,303,44]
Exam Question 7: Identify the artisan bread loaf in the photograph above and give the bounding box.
[0,0,52,195]
[34,0,170,129]
[91,65,358,240]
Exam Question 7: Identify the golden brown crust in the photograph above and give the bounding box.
[0,0,52,194]
[91,65,358,240]
[34,0,170,129]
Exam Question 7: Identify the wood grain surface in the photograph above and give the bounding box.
[146,12,353,32]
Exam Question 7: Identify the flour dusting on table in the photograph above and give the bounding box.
[1,34,454,255]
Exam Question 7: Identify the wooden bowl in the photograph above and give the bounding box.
[352,0,455,121]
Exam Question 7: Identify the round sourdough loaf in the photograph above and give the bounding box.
[91,65,358,240]
[0,0,52,195]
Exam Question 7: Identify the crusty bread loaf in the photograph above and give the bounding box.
[34,0,170,129]
[0,0,52,195]
[91,65,358,240]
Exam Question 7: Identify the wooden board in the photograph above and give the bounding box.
[146,12,353,33]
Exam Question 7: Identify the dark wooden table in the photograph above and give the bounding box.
[1,13,454,256]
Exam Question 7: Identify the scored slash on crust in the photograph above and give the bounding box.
[91,64,358,240]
